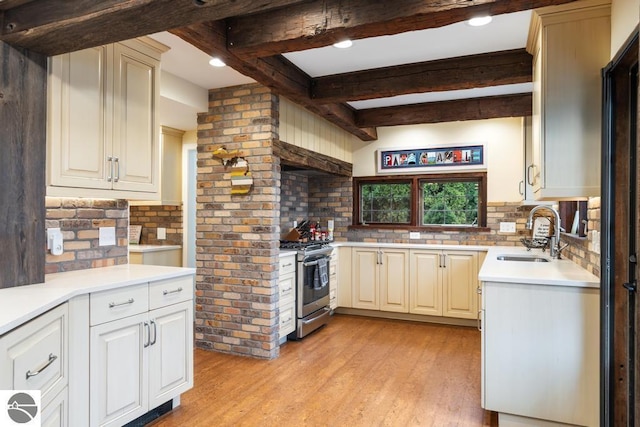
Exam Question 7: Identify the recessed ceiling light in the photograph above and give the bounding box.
[467,16,492,27]
[209,57,226,67]
[333,40,353,49]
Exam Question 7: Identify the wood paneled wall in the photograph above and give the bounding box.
[279,97,355,163]
[0,42,46,288]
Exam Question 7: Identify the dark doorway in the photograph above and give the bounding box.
[601,29,639,426]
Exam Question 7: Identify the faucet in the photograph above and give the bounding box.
[526,205,565,258]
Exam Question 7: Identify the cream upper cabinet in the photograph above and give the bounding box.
[351,247,409,312]
[526,0,610,200]
[410,249,478,319]
[47,37,167,200]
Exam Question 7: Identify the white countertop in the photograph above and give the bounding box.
[330,241,491,251]
[0,264,195,335]
[129,244,182,253]
[479,246,599,288]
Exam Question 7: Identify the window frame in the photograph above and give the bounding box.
[352,172,488,232]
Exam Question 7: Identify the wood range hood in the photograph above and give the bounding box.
[0,0,580,142]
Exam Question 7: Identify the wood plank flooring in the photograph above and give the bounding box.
[150,314,497,427]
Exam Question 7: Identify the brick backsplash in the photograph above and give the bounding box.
[129,205,183,245]
[196,83,280,360]
[282,174,601,277]
[45,197,128,274]
[280,172,309,233]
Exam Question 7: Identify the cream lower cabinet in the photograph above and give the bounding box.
[89,277,193,427]
[278,253,296,340]
[409,249,479,319]
[47,37,166,199]
[0,303,69,427]
[351,247,409,312]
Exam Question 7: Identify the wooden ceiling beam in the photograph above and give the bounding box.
[171,22,378,141]
[311,49,532,103]
[0,0,309,55]
[226,0,578,58]
[356,93,533,127]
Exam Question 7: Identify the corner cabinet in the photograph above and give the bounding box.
[409,249,479,319]
[526,1,610,200]
[47,37,168,200]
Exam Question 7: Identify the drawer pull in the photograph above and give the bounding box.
[162,287,183,296]
[281,262,293,268]
[109,298,134,308]
[26,353,57,380]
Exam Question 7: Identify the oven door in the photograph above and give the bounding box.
[299,254,330,318]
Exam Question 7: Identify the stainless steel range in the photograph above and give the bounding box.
[280,241,333,339]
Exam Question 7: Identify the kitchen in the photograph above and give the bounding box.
[0,0,637,426]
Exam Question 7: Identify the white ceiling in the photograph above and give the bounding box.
[150,10,533,130]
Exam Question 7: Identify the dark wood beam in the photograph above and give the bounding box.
[312,49,532,103]
[274,140,352,177]
[226,0,578,58]
[171,22,378,141]
[356,93,533,127]
[0,0,309,55]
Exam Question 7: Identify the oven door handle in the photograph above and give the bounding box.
[303,260,319,267]
[301,307,331,325]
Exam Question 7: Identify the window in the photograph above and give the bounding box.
[354,173,487,230]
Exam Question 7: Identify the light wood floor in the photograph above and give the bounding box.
[150,314,497,427]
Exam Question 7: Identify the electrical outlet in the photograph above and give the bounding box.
[157,227,166,240]
[499,222,516,233]
[99,227,116,246]
[409,232,420,239]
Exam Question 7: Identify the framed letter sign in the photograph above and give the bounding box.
[377,143,486,174]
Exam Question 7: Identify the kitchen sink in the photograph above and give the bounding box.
[496,254,550,263]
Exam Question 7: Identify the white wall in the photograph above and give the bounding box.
[352,118,524,203]
[611,0,639,56]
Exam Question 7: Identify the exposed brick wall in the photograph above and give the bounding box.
[196,83,280,359]
[129,205,183,245]
[280,171,309,234]
[289,175,601,277]
[45,197,128,274]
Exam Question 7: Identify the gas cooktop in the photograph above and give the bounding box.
[279,240,331,251]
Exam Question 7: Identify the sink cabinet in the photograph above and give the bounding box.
[481,280,599,426]
[526,0,610,200]
[47,37,167,200]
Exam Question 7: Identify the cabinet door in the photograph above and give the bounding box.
[351,248,379,310]
[409,250,442,316]
[379,249,409,313]
[41,387,68,427]
[90,312,148,427]
[148,301,193,410]
[48,46,112,189]
[442,251,478,319]
[530,39,542,193]
[112,42,159,193]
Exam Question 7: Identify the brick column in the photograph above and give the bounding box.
[195,84,280,359]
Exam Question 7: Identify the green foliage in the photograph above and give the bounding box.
[422,181,478,225]
[361,183,411,223]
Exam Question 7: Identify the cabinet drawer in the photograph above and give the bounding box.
[279,302,296,339]
[279,272,295,306]
[0,303,68,406]
[279,255,296,275]
[90,283,149,326]
[149,276,194,310]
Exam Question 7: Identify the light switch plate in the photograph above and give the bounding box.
[499,222,516,233]
[409,232,420,239]
[157,227,166,240]
[99,227,116,246]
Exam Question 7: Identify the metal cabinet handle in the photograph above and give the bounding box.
[144,322,150,348]
[476,286,482,295]
[163,287,183,296]
[441,254,446,268]
[107,156,113,182]
[150,320,157,346]
[377,250,383,265]
[519,180,524,196]
[113,157,120,182]
[477,310,482,332]
[527,164,535,186]
[109,298,134,308]
[26,353,57,379]
[281,262,293,268]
